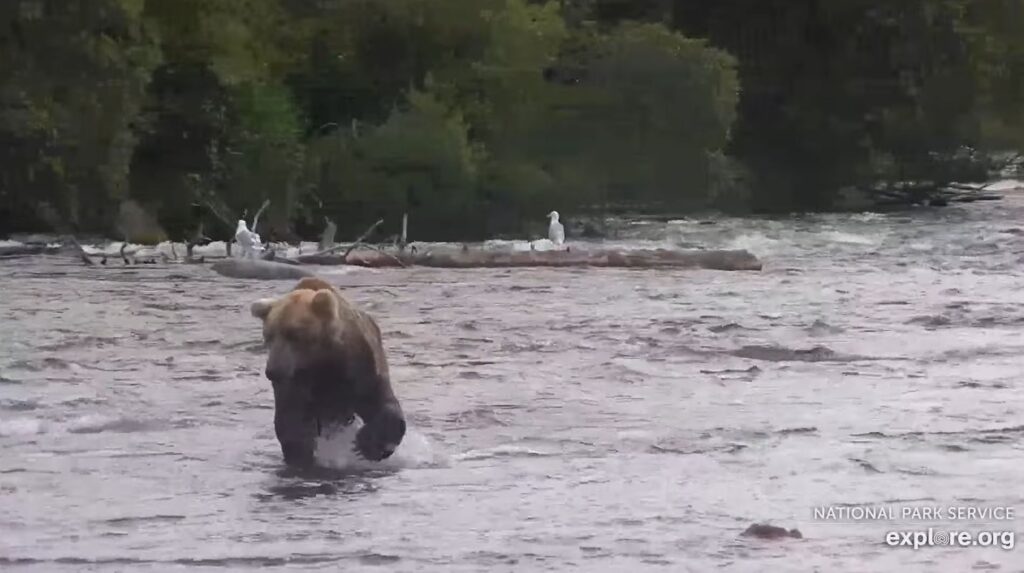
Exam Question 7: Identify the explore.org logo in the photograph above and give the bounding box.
[885,528,1015,550]
[812,503,1017,551]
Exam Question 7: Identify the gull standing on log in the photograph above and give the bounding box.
[234,219,264,259]
[547,211,565,246]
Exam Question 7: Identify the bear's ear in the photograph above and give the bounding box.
[250,297,277,321]
[310,290,338,319]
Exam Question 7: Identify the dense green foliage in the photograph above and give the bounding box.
[1,0,1021,241]
[668,0,1024,210]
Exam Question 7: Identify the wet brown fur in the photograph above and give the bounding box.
[251,276,404,465]
[254,277,389,382]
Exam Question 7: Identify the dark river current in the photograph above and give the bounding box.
[2,186,1023,572]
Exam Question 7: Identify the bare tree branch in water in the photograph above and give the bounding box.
[251,199,271,233]
[342,218,384,259]
[35,203,95,266]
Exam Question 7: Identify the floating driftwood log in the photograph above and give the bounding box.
[297,247,763,271]
[0,243,64,259]
[13,210,764,274]
[860,174,1016,208]
[208,247,762,279]
[210,259,315,280]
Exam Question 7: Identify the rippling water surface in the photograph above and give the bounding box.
[2,188,1024,572]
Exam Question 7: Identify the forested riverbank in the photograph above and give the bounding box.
[1,0,1022,243]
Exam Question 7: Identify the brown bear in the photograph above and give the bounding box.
[250,276,406,467]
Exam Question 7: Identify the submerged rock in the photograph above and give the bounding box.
[741,523,803,540]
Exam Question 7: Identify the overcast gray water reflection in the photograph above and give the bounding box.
[2,188,1023,571]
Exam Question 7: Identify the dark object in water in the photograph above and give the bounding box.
[741,523,803,540]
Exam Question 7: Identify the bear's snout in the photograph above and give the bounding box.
[263,339,300,384]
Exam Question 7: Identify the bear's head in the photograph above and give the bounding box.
[250,277,347,465]
[251,278,342,380]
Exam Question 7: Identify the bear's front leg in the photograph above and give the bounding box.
[354,400,406,461]
[280,440,316,467]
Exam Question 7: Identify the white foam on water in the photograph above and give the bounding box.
[192,241,230,257]
[64,414,151,434]
[0,417,48,437]
[848,212,888,222]
[965,178,1023,192]
[480,239,521,250]
[822,231,878,245]
[725,233,785,256]
[316,265,381,277]
[0,414,151,437]
[453,444,555,461]
[313,421,450,471]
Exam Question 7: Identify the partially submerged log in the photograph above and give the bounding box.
[0,243,64,259]
[210,258,315,280]
[298,248,763,271]
[258,249,302,265]
[35,203,96,265]
[862,179,1007,209]
[342,218,384,258]
[293,218,386,265]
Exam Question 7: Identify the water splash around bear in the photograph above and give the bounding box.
[313,420,450,472]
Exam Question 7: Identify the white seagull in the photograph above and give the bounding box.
[547,211,565,246]
[234,219,264,259]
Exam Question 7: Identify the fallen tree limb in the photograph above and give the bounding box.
[342,218,384,259]
[361,243,407,268]
[283,244,407,266]
[299,242,349,259]
[990,151,1022,175]
[0,243,63,259]
[295,247,763,271]
[251,199,271,233]
[210,259,316,280]
[198,195,235,230]
[35,203,95,266]
[66,235,94,266]
[293,252,350,265]
[292,218,386,263]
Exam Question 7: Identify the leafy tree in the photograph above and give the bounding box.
[528,22,739,210]
[131,0,304,241]
[670,0,1023,211]
[960,0,1024,151]
[5,0,1019,241]
[0,0,161,232]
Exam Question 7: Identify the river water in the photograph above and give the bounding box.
[1,186,1023,572]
